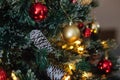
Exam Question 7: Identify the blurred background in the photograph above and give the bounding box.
[94,1,120,75]
[93,0,120,44]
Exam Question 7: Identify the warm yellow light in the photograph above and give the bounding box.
[68,64,75,70]
[82,71,92,78]
[74,40,81,45]
[69,64,73,70]
[78,46,84,51]
[82,72,88,78]
[11,71,18,80]
[93,29,97,33]
[62,75,71,80]
[69,46,74,50]
[62,44,67,49]
[101,41,109,49]
[101,41,106,45]
[65,75,71,80]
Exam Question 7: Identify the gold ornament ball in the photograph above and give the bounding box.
[62,23,80,43]
[91,22,100,34]
[80,0,92,5]
[91,22,100,29]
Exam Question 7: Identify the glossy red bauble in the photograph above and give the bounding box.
[83,28,91,38]
[29,2,48,21]
[0,68,7,80]
[97,59,112,73]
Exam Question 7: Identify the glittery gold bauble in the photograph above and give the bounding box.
[62,23,80,43]
[80,0,92,5]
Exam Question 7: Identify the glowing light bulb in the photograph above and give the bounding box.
[68,64,75,71]
[77,46,84,51]
[69,64,73,70]
[62,75,71,80]
[62,44,67,49]
[74,40,82,45]
[101,41,106,45]
[65,75,71,80]
[69,46,74,50]
[11,71,18,80]
[82,71,92,78]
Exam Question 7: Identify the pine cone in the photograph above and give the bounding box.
[46,65,65,80]
[30,30,53,52]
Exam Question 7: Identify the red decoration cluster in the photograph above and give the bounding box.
[83,28,91,38]
[0,68,7,80]
[78,22,84,29]
[97,59,112,73]
[29,2,48,21]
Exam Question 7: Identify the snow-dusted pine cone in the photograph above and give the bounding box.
[46,65,65,80]
[30,30,53,53]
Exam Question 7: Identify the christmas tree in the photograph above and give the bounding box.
[0,0,119,80]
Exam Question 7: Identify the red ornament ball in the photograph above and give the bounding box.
[78,22,84,29]
[83,28,91,38]
[97,59,112,73]
[0,68,7,80]
[29,2,48,21]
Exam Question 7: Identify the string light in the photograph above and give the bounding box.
[78,46,84,51]
[74,40,82,45]
[65,63,76,74]
[64,75,70,80]
[77,45,85,54]
[62,74,71,80]
[62,44,67,49]
[101,41,109,49]
[68,46,74,50]
[101,41,106,45]
[11,71,18,80]
[68,63,75,70]
[82,71,92,79]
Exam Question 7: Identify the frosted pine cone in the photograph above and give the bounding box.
[30,30,53,53]
[46,65,65,80]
